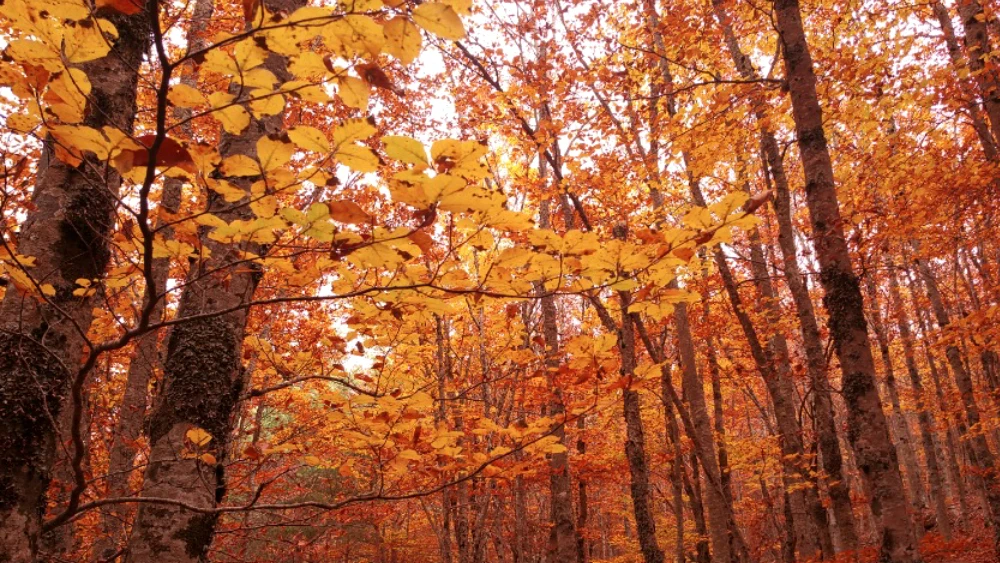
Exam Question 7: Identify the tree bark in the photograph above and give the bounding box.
[690,180,825,561]
[617,287,665,563]
[931,1,999,159]
[773,1,920,560]
[710,1,859,550]
[865,277,926,531]
[536,197,579,563]
[125,0,306,557]
[956,0,1000,147]
[914,252,1000,550]
[96,1,214,557]
[887,263,952,540]
[0,4,153,561]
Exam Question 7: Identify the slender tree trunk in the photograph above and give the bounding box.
[0,5,153,561]
[866,277,926,532]
[773,1,920,560]
[686,454,712,563]
[576,415,589,563]
[125,0,305,557]
[711,2,859,550]
[931,1,999,159]
[617,286,665,563]
[956,0,1000,146]
[706,332,735,514]
[887,263,952,539]
[910,281,972,524]
[673,300,734,563]
[536,196,579,563]
[914,253,1000,550]
[696,194,824,561]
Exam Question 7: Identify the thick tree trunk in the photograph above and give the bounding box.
[125,0,305,557]
[887,264,953,539]
[96,1,214,557]
[711,2,859,550]
[0,5,153,561]
[773,1,920,560]
[914,254,1000,550]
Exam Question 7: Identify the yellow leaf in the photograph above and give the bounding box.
[338,76,369,110]
[167,83,207,108]
[248,91,285,118]
[303,455,322,466]
[219,155,261,177]
[383,17,422,65]
[199,453,217,465]
[186,427,213,447]
[207,179,247,203]
[209,92,250,134]
[383,135,427,165]
[336,143,380,172]
[7,113,40,133]
[63,18,118,63]
[333,117,378,146]
[412,3,465,40]
[40,284,56,297]
[288,126,331,153]
[256,137,294,172]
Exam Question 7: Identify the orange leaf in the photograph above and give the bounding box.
[328,200,372,224]
[96,0,145,15]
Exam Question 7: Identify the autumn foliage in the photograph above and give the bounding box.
[0,0,999,562]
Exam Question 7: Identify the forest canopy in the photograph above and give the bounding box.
[0,0,999,562]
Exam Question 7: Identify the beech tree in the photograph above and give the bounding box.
[2,0,1000,562]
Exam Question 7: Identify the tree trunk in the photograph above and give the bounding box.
[931,1,999,159]
[711,1,859,550]
[125,0,305,557]
[866,277,926,532]
[914,253,1000,550]
[0,4,153,561]
[536,196,579,563]
[956,0,1000,146]
[617,287,665,563]
[773,1,920,560]
[887,263,952,540]
[911,280,972,525]
[96,1,213,557]
[673,300,734,563]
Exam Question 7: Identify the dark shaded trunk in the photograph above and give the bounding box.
[96,1,214,557]
[0,5,154,561]
[774,1,920,560]
[617,288,665,563]
[711,1,858,550]
[125,0,305,557]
